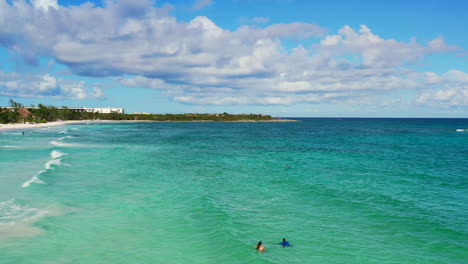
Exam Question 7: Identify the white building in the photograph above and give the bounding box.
[67,107,125,114]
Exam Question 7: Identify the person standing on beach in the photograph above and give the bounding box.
[254,241,266,251]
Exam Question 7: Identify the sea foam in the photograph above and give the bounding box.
[0,199,47,223]
[0,199,48,239]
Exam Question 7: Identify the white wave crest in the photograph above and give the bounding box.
[50,140,67,146]
[22,170,46,188]
[51,150,67,159]
[456,129,467,132]
[50,141,80,147]
[22,150,67,188]
[44,159,62,170]
[50,136,78,147]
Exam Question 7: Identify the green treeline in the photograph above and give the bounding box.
[0,99,274,124]
[100,112,273,121]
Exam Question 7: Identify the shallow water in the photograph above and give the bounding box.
[1,119,467,263]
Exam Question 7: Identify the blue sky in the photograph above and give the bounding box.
[0,0,467,117]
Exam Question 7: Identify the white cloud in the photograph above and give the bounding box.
[416,86,468,107]
[0,0,465,108]
[31,0,58,12]
[118,76,173,90]
[428,36,460,53]
[443,70,468,82]
[0,71,102,99]
[59,80,87,99]
[321,35,342,46]
[318,25,427,67]
[0,0,325,73]
[424,72,443,84]
[92,87,105,99]
[416,70,468,107]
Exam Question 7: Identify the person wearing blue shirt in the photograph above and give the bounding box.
[278,238,290,247]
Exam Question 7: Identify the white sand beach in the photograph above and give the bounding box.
[0,120,98,131]
[0,119,297,131]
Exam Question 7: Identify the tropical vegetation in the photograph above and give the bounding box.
[0,99,274,124]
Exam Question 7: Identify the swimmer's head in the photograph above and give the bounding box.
[256,241,262,248]
[282,238,286,242]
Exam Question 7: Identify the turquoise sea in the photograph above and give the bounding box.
[1,118,467,263]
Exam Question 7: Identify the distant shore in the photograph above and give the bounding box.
[0,119,296,131]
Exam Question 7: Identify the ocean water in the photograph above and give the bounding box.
[0,118,467,264]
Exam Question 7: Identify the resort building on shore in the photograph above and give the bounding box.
[66,107,125,114]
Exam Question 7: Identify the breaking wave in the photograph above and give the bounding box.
[51,150,67,159]
[22,150,67,188]
[22,170,46,188]
[44,159,61,170]
[50,136,78,147]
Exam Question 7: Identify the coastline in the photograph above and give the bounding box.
[0,119,296,131]
[0,120,98,131]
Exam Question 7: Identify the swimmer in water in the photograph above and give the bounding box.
[278,238,291,247]
[254,241,266,251]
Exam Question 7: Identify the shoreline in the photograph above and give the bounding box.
[0,120,99,131]
[0,119,296,131]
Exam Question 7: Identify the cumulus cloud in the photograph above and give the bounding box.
[316,25,457,67]
[443,70,468,82]
[423,70,468,85]
[416,70,468,107]
[118,76,175,90]
[0,71,103,99]
[428,36,460,53]
[31,0,58,12]
[0,0,464,107]
[424,72,443,84]
[416,86,468,107]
